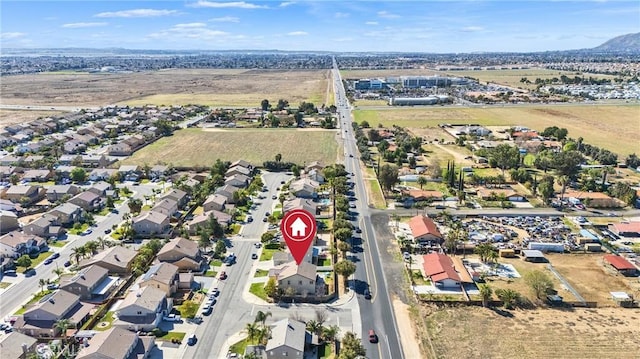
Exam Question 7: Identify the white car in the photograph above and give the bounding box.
[163,314,181,322]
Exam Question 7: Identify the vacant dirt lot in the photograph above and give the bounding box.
[354,104,640,155]
[422,305,640,359]
[1,69,330,108]
[0,109,65,127]
[120,128,339,167]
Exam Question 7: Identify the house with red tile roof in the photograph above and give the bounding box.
[603,254,638,276]
[408,215,443,244]
[422,253,462,288]
[609,222,640,237]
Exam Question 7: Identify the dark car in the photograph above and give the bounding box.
[104,228,112,234]
[2,270,17,277]
[63,261,72,267]
[364,289,372,300]
[355,227,362,234]
[280,180,285,184]
[251,253,258,260]
[44,258,53,265]
[368,329,378,343]
[262,217,268,222]
[51,252,60,259]
[24,269,36,277]
[219,271,227,280]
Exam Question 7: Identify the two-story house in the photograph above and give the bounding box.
[48,203,83,226]
[161,189,188,208]
[132,211,170,237]
[139,263,179,297]
[114,286,169,332]
[3,185,42,205]
[269,261,318,298]
[46,185,81,202]
[23,214,64,238]
[156,237,204,272]
[75,327,156,359]
[69,191,102,212]
[78,246,137,275]
[59,265,117,302]
[150,198,178,217]
[0,210,19,234]
[0,231,46,258]
[203,194,226,212]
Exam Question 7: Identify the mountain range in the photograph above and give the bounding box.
[592,32,640,52]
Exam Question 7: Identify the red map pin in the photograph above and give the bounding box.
[280,209,317,265]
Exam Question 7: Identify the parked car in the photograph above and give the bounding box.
[44,258,53,265]
[3,270,17,276]
[368,329,378,343]
[104,229,112,234]
[202,305,212,316]
[63,261,71,267]
[254,242,262,248]
[262,217,268,222]
[219,271,227,280]
[187,334,197,345]
[24,269,36,277]
[355,227,362,234]
[251,253,258,260]
[364,289,372,300]
[271,195,277,200]
[163,314,181,322]
[210,288,220,297]
[47,283,59,290]
[51,252,60,259]
[247,216,253,223]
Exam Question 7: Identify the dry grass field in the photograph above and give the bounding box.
[420,305,640,359]
[1,69,330,108]
[354,105,640,155]
[0,110,65,127]
[120,128,339,167]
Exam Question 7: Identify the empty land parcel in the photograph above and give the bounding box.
[0,69,330,108]
[121,128,339,167]
[354,105,640,156]
[420,306,640,359]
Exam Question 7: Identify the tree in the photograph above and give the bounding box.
[524,270,554,300]
[322,324,340,344]
[489,144,520,177]
[127,198,143,214]
[495,288,520,309]
[291,165,300,178]
[245,322,259,344]
[378,164,398,194]
[198,231,211,252]
[474,243,497,263]
[70,167,87,183]
[214,240,227,259]
[276,99,289,111]
[552,150,583,201]
[360,120,370,128]
[84,240,98,255]
[416,176,428,190]
[261,232,275,243]
[339,331,366,359]
[337,241,351,258]
[275,153,282,162]
[254,310,272,329]
[55,319,70,341]
[39,278,47,293]
[538,176,555,203]
[264,277,278,298]
[16,255,32,269]
[334,260,356,285]
[478,284,493,308]
[260,99,270,111]
[334,228,353,242]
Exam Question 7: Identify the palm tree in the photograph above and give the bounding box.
[417,176,428,190]
[305,319,323,337]
[257,325,272,345]
[391,214,400,230]
[322,324,339,343]
[495,288,520,309]
[39,278,47,293]
[53,267,64,278]
[244,322,259,345]
[97,236,106,250]
[84,241,98,255]
[254,310,272,328]
[55,319,70,341]
[71,246,85,264]
[478,284,493,308]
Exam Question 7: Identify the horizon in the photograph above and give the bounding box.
[1,1,639,53]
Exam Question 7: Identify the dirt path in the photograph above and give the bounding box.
[392,299,423,359]
[432,143,475,165]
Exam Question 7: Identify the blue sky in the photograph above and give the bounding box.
[1,1,638,52]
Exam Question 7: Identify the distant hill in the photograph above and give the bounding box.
[592,32,640,52]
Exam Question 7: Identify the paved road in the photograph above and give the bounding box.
[379,207,640,218]
[0,182,157,321]
[332,57,404,359]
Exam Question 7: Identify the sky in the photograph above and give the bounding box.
[1,1,639,53]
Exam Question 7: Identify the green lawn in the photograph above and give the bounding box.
[229,338,250,355]
[68,223,90,235]
[259,248,279,261]
[50,241,67,248]
[18,252,53,273]
[249,283,269,301]
[15,290,53,314]
[368,179,386,209]
[228,224,241,235]
[157,331,187,342]
[97,207,111,216]
[177,301,199,319]
[0,282,11,289]
[318,258,332,267]
[204,270,218,277]
[94,311,116,331]
[319,343,336,359]
[210,259,223,267]
[254,269,269,277]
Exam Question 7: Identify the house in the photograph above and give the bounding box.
[0,165,17,180]
[14,290,92,338]
[476,186,525,202]
[46,185,81,202]
[269,261,318,297]
[225,174,250,188]
[562,190,622,208]
[403,189,444,202]
[306,169,325,184]
[3,185,42,204]
[187,211,232,234]
[132,211,170,237]
[54,165,76,180]
[0,199,21,213]
[59,265,118,301]
[78,246,137,275]
[289,178,319,198]
[225,165,251,177]
[75,326,156,359]
[23,214,64,238]
[48,202,83,226]
[156,237,204,272]
[88,168,118,182]
[203,194,226,212]
[150,165,169,179]
[118,165,142,181]
[264,319,313,359]
[87,181,111,197]
[0,330,38,359]
[0,231,46,258]
[162,188,188,208]
[69,191,102,212]
[283,198,318,215]
[151,198,178,217]
[229,159,251,169]
[0,210,19,234]
[108,143,134,156]
[114,286,170,332]
[139,262,180,297]
[609,222,640,237]
[422,253,462,288]
[215,184,241,204]
[603,254,639,276]
[305,161,324,173]
[21,169,53,182]
[408,215,443,244]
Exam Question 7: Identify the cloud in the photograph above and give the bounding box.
[94,9,178,18]
[461,26,484,32]
[0,32,27,39]
[365,21,378,25]
[210,16,240,22]
[335,12,349,18]
[377,11,400,19]
[188,1,267,9]
[174,23,207,28]
[62,22,108,28]
[279,1,295,7]
[148,24,232,40]
[287,31,308,36]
